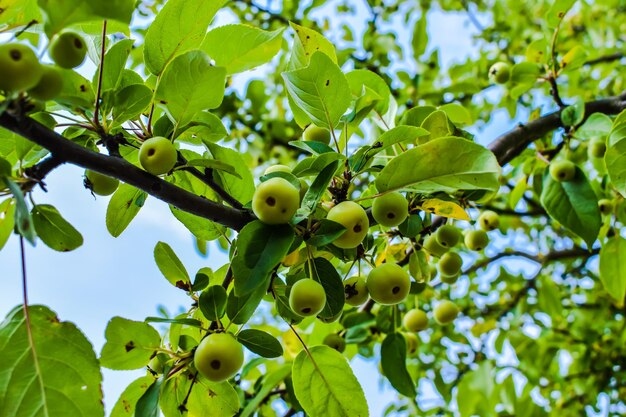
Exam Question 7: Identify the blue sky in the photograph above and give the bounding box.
[0,2,523,415]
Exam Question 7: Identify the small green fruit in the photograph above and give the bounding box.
[464,229,489,251]
[148,355,165,374]
[372,192,409,227]
[403,332,418,354]
[0,43,43,92]
[303,125,331,144]
[252,177,300,224]
[438,252,463,277]
[299,179,308,201]
[289,278,326,317]
[403,309,428,332]
[194,333,244,382]
[598,199,614,215]
[85,170,119,196]
[549,160,576,182]
[323,334,346,352]
[366,263,411,305]
[588,138,607,158]
[49,31,87,69]
[423,234,448,258]
[139,136,178,175]
[28,65,63,101]
[488,62,511,84]
[435,224,461,248]
[433,300,459,325]
[478,210,500,231]
[327,201,369,249]
[343,275,368,306]
[264,164,290,175]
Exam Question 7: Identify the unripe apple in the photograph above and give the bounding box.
[488,62,510,84]
[549,160,576,182]
[139,136,178,175]
[299,179,308,201]
[423,234,448,258]
[194,333,244,382]
[0,43,43,92]
[366,263,411,305]
[478,210,500,231]
[343,275,369,306]
[326,201,369,248]
[403,332,418,355]
[440,273,460,284]
[464,229,489,251]
[289,278,326,317]
[588,138,607,158]
[28,64,63,101]
[264,164,290,175]
[252,177,300,224]
[282,249,301,266]
[323,334,346,352]
[438,252,463,277]
[85,170,119,196]
[148,355,165,374]
[372,191,409,227]
[403,308,428,332]
[433,300,459,325]
[598,199,614,215]
[435,224,461,248]
[303,124,331,144]
[49,31,87,69]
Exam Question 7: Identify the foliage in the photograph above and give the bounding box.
[1,0,626,416]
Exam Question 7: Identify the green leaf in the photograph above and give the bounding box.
[376,125,430,149]
[375,137,501,194]
[201,24,284,74]
[0,198,15,250]
[232,221,295,296]
[292,346,368,417]
[421,110,452,140]
[345,69,391,115]
[37,0,133,36]
[237,329,283,358]
[154,241,191,289]
[294,160,340,222]
[240,365,291,417]
[547,0,576,27]
[306,219,346,247]
[105,184,147,237]
[399,105,436,126]
[5,178,36,245]
[226,283,266,325]
[155,50,226,126]
[575,113,612,140]
[143,0,226,75]
[144,317,203,328]
[199,285,228,321]
[561,97,585,127]
[170,206,224,241]
[599,236,626,302]
[160,374,239,417]
[288,140,336,155]
[135,378,162,417]
[112,84,152,125]
[381,333,415,397]
[292,152,344,177]
[93,38,133,93]
[287,22,337,70]
[439,103,472,125]
[305,257,345,319]
[411,13,428,61]
[180,158,240,178]
[0,305,103,417]
[56,69,96,110]
[31,204,83,252]
[606,138,626,197]
[282,51,351,130]
[540,168,601,247]
[110,376,154,417]
[560,45,588,73]
[206,143,255,204]
[99,317,161,370]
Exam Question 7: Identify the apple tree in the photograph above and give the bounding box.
[1,0,626,416]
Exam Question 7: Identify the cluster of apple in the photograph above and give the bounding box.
[0,32,86,100]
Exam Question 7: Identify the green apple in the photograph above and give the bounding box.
[0,43,43,92]
[372,192,409,227]
[435,224,461,248]
[403,308,428,332]
[440,273,460,285]
[148,354,165,374]
[289,278,326,317]
[549,160,576,182]
[252,177,300,224]
[433,300,459,325]
[343,275,369,306]
[323,334,346,352]
[478,210,500,231]
[85,170,119,196]
[28,64,63,101]
[139,136,178,175]
[49,31,87,69]
[194,332,244,382]
[488,62,510,84]
[588,138,607,158]
[303,124,331,144]
[366,263,410,305]
[464,229,489,251]
[327,201,369,248]
[598,199,614,215]
[423,234,448,258]
[438,252,463,277]
[403,332,418,355]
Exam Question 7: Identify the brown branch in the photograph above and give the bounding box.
[0,111,254,231]
[584,52,624,66]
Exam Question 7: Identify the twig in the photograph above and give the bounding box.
[178,155,243,209]
[93,20,108,127]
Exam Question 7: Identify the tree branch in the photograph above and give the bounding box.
[0,111,254,231]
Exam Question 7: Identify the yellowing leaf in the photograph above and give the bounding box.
[421,198,470,220]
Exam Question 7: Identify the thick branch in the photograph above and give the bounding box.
[0,111,254,231]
